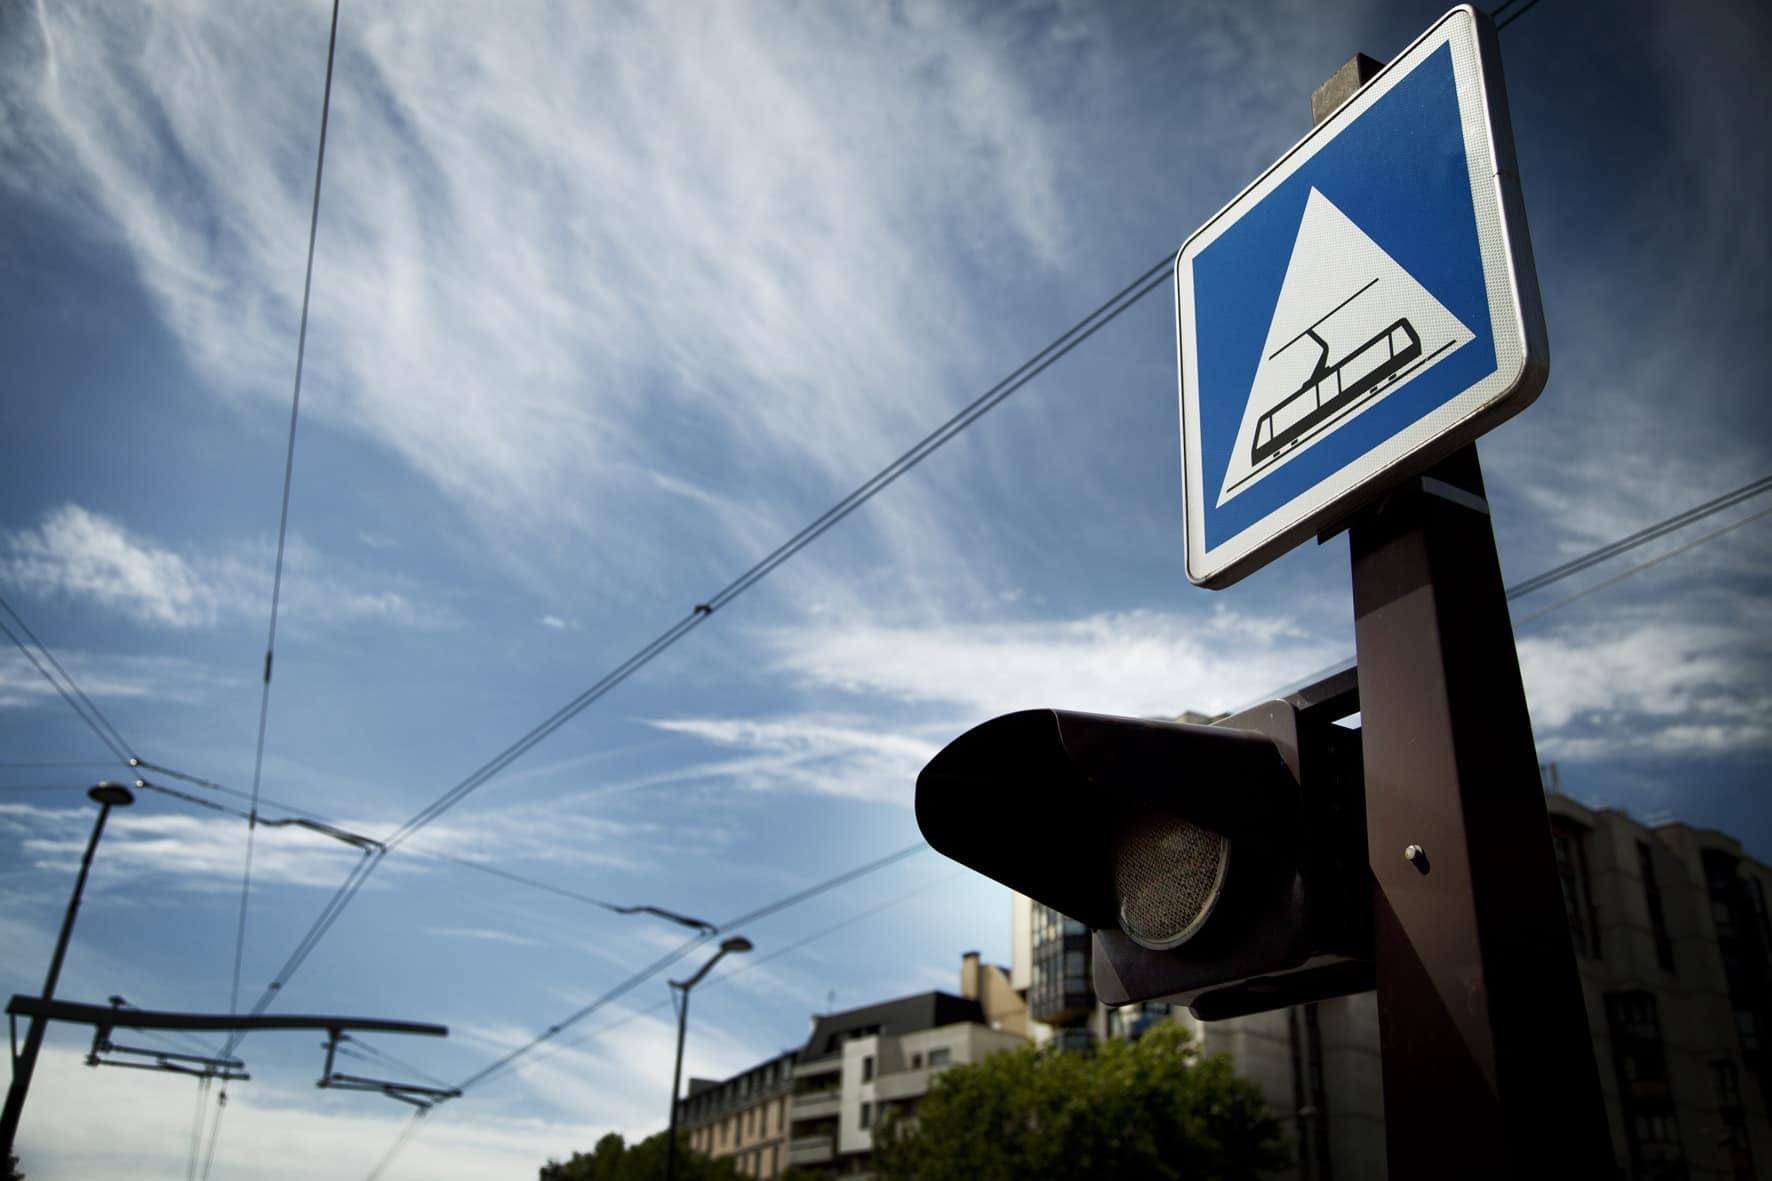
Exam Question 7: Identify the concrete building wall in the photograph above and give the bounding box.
[960,950,1027,1037]
[680,1050,796,1179]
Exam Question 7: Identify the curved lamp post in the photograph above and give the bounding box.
[1,783,135,1157]
[663,936,753,1181]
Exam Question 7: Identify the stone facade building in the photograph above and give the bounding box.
[679,1050,797,1179]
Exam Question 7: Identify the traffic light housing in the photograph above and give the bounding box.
[916,696,1370,1019]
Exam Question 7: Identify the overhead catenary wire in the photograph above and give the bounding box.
[0,589,134,762]
[232,0,343,1024]
[130,771,722,928]
[1510,503,1772,629]
[1504,473,1772,599]
[1248,471,1772,710]
[451,840,931,1094]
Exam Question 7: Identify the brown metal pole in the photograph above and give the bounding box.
[1349,446,1612,1174]
[1,797,118,1159]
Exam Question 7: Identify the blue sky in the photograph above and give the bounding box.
[2,0,1769,1176]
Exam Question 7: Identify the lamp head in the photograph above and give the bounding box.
[88,782,135,807]
[719,936,753,954]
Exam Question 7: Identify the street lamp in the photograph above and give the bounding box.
[1,783,135,1157]
[663,936,753,1181]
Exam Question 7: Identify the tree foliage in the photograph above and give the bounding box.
[873,1022,1289,1181]
[540,1131,745,1181]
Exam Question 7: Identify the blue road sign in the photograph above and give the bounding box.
[1176,7,1545,588]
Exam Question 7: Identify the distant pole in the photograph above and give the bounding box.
[663,937,752,1181]
[664,982,693,1181]
[1,783,135,1158]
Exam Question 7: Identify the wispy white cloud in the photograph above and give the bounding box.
[1,504,456,631]
[766,605,1341,720]
[648,714,939,807]
[424,925,544,948]
[0,1,1086,601]
[20,1042,610,1181]
[3,503,217,627]
[1518,601,1772,760]
[0,647,225,711]
[643,605,1341,806]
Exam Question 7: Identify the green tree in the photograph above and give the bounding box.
[873,1022,1289,1181]
[540,1130,746,1181]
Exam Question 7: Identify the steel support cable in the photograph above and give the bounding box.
[1510,503,1772,629]
[536,865,964,1071]
[1249,471,1772,710]
[135,768,713,924]
[453,935,707,1093]
[0,592,134,761]
[184,1073,212,1181]
[362,1110,427,1181]
[222,846,383,1058]
[380,610,710,849]
[696,257,1174,618]
[1504,473,1772,599]
[334,1035,457,1092]
[712,842,927,932]
[0,761,123,769]
[233,0,343,1020]
[452,840,933,1094]
[197,1087,228,1181]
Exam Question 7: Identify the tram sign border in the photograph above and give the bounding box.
[1176,6,1545,589]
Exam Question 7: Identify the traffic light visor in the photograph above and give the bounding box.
[915,708,1301,943]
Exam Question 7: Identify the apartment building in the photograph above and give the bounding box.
[673,953,1026,1179]
[1010,791,1772,1181]
[679,1050,797,1179]
[785,956,1027,1178]
[1549,793,1772,1179]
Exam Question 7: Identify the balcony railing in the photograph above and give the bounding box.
[791,1091,841,1120]
[788,1134,835,1166]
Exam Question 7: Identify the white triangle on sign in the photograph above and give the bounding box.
[1216,187,1474,507]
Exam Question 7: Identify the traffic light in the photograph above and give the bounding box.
[915,697,1371,1019]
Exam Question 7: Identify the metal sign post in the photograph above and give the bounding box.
[1302,39,1613,1177]
[1349,449,1612,1173]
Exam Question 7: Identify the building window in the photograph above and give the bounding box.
[861,1055,874,1083]
[860,1101,873,1129]
[1549,817,1601,959]
[1638,841,1676,973]
[927,1047,951,1067]
[1605,991,1686,1177]
[910,1051,923,1069]
[1029,902,1095,1025]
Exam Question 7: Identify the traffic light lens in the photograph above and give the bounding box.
[1114,817,1230,950]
